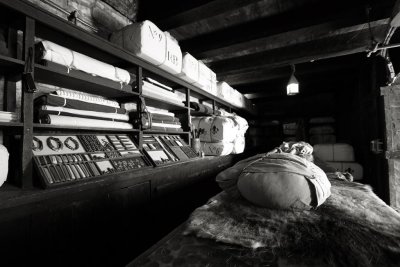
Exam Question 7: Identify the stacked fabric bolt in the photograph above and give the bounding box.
[141,78,184,106]
[35,90,133,129]
[124,103,183,132]
[0,111,19,122]
[192,115,248,156]
[35,40,131,85]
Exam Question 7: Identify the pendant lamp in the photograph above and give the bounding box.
[287,64,299,95]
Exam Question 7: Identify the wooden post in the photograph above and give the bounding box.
[186,88,191,145]
[20,16,35,188]
[136,66,143,149]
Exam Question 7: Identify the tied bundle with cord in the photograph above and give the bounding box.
[216,141,332,210]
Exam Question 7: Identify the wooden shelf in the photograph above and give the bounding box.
[0,54,24,73]
[33,123,139,133]
[143,130,189,135]
[35,61,137,99]
[0,0,255,115]
[0,121,23,126]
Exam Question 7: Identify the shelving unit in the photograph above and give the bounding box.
[0,0,255,191]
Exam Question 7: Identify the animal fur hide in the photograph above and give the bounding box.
[184,178,400,267]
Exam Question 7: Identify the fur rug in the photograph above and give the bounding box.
[184,178,400,267]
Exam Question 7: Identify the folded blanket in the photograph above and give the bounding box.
[39,114,133,129]
[37,105,129,122]
[35,94,127,114]
[185,178,400,267]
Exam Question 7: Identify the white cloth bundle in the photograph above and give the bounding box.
[159,32,182,74]
[192,116,239,143]
[232,136,245,154]
[0,144,9,187]
[142,81,183,105]
[151,122,181,129]
[0,111,18,122]
[110,20,166,66]
[230,115,249,136]
[194,61,212,92]
[201,141,234,156]
[178,52,199,84]
[39,105,129,121]
[40,40,130,84]
[40,114,133,129]
[217,81,233,100]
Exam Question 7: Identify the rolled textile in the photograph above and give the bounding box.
[192,116,239,143]
[151,113,179,122]
[151,118,180,125]
[54,90,120,108]
[0,111,18,122]
[39,114,133,129]
[149,126,183,133]
[151,122,181,129]
[201,141,234,156]
[142,81,183,105]
[0,144,9,187]
[129,111,178,122]
[36,40,131,84]
[35,94,127,114]
[188,102,221,115]
[38,105,129,122]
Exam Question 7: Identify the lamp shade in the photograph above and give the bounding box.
[287,74,299,95]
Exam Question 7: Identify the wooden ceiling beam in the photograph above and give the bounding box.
[222,55,361,86]
[209,24,388,77]
[181,1,391,58]
[160,0,318,40]
[199,19,389,64]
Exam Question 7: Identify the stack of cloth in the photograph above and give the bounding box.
[192,115,248,156]
[123,103,183,132]
[34,90,133,129]
[0,111,19,122]
[141,77,184,106]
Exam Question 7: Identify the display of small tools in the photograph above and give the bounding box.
[32,134,150,188]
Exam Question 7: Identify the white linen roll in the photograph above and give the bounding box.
[42,41,73,66]
[0,144,9,187]
[40,105,129,121]
[40,40,131,84]
[41,115,133,129]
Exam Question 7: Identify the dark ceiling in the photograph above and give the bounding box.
[138,0,398,112]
